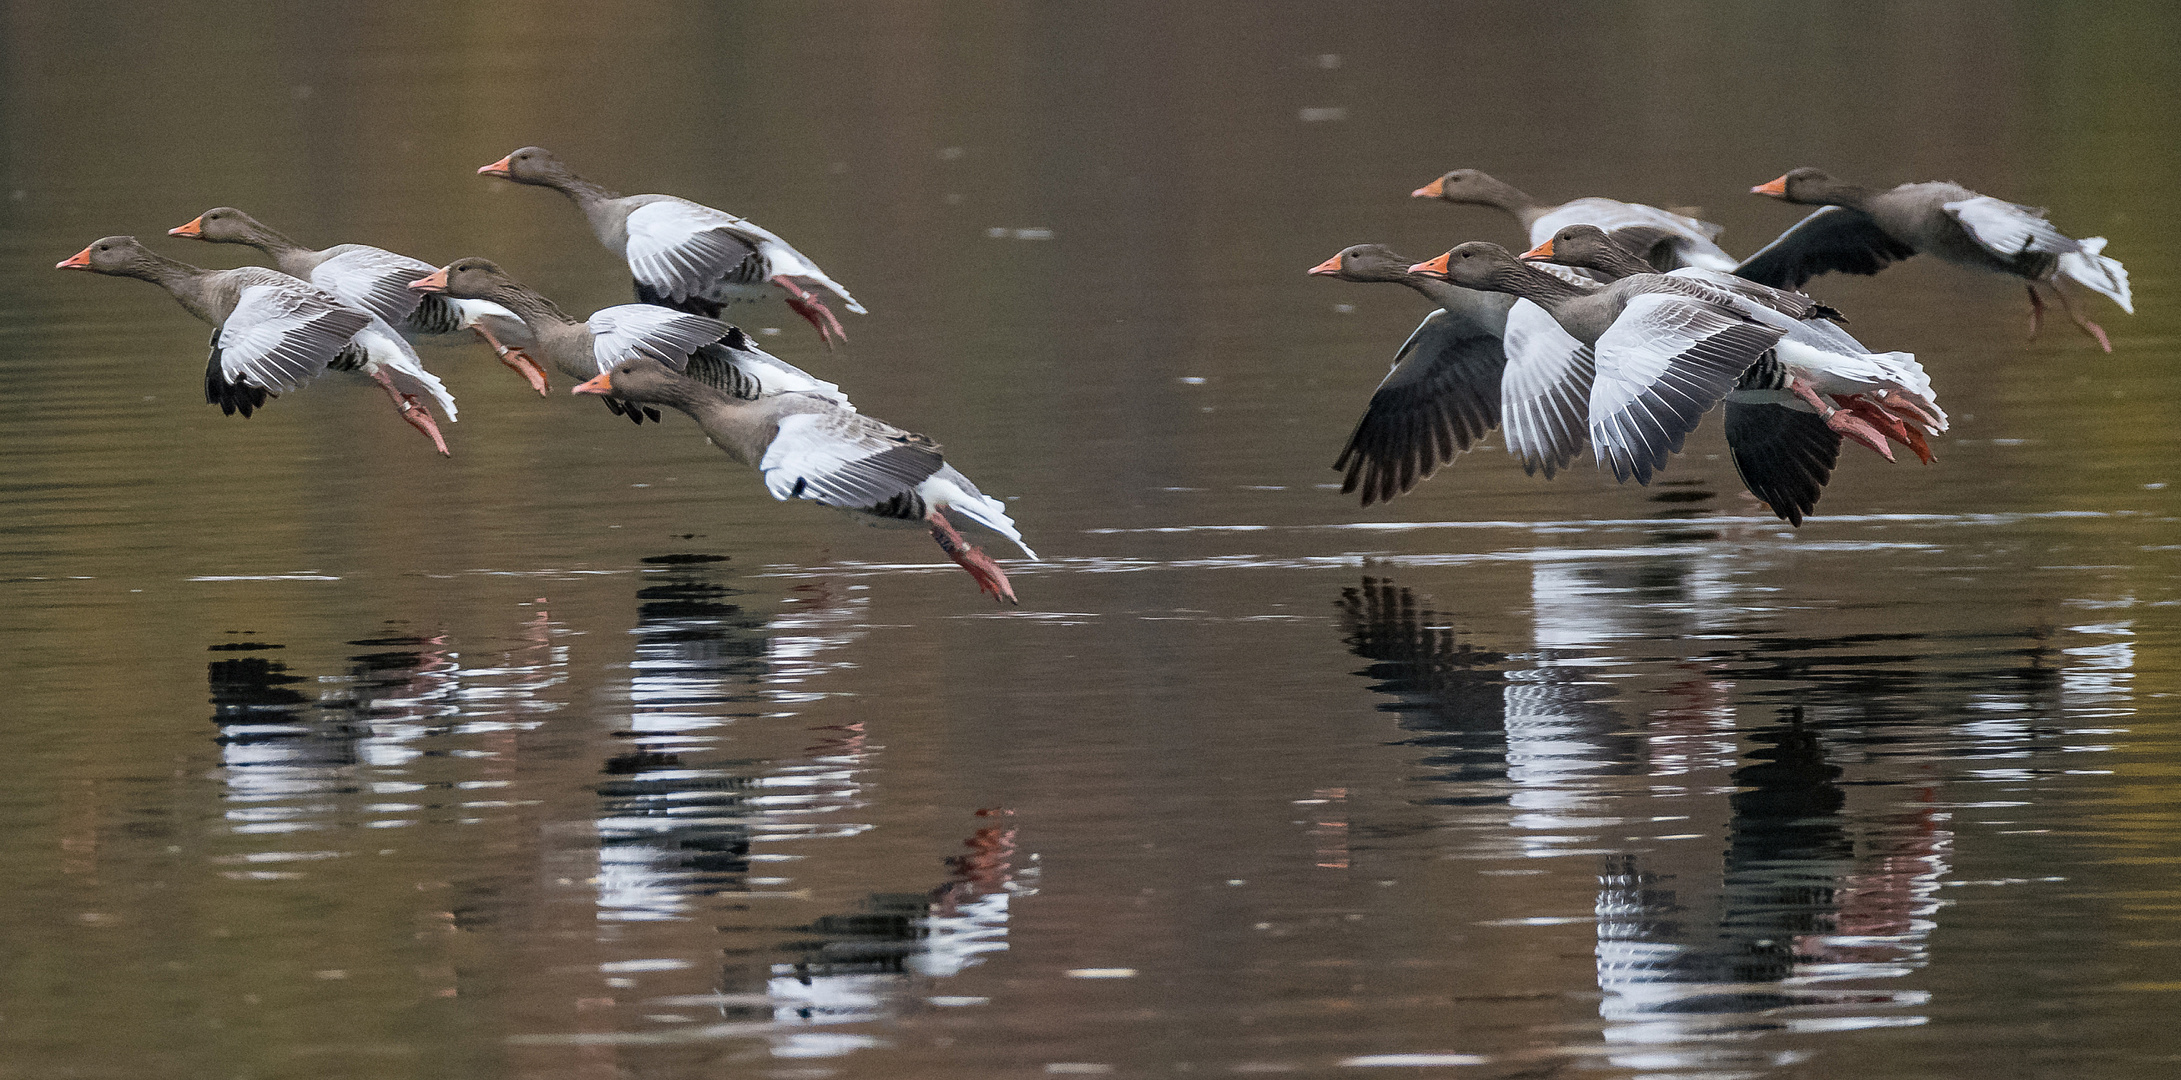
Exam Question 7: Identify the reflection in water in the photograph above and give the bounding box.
[566,559,1025,1058]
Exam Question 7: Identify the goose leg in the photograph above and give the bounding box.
[927,510,1017,606]
[1790,378,1893,462]
[473,325,550,395]
[2025,282,2045,341]
[2047,282,2113,353]
[368,368,452,456]
[771,276,848,349]
[1833,396,1935,464]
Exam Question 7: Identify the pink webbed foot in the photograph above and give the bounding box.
[771,275,849,350]
[1834,396,1933,465]
[474,327,550,396]
[2047,281,2114,353]
[1791,378,1892,462]
[398,395,452,457]
[2026,282,2045,342]
[928,511,1018,606]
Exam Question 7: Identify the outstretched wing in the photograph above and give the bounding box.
[1735,206,1917,289]
[1498,299,1594,479]
[1589,291,1782,484]
[623,199,764,305]
[1333,309,1507,506]
[308,245,435,326]
[1724,401,1840,527]
[208,283,371,415]
[587,304,733,373]
[759,407,946,509]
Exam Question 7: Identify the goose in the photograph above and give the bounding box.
[1308,245,1514,504]
[478,146,865,348]
[1410,242,1942,490]
[1525,225,1947,524]
[168,207,547,394]
[1310,244,1599,496]
[57,236,456,454]
[572,358,1035,605]
[1411,169,1737,273]
[1745,168,2131,351]
[408,258,842,426]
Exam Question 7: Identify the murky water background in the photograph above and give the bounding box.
[3,3,2179,1077]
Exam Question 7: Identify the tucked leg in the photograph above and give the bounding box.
[474,325,549,395]
[771,275,849,349]
[368,368,451,456]
[928,510,1017,605]
[2025,282,2045,342]
[2048,281,2113,353]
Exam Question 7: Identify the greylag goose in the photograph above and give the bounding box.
[168,208,547,394]
[1308,245,1513,504]
[1310,244,1598,493]
[478,146,865,348]
[1745,168,2131,351]
[1411,243,1942,488]
[571,359,1035,605]
[1411,169,1737,273]
[57,236,456,454]
[1525,225,1942,524]
[408,258,840,426]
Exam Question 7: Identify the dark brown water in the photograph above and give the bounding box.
[4,3,2179,1077]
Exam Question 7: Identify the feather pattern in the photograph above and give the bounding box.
[1497,300,1594,479]
[1588,292,1784,484]
[308,246,434,327]
[1333,309,1507,505]
[1733,206,1917,290]
[760,409,947,508]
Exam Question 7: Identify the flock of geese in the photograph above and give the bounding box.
[52,154,2136,603]
[1311,167,2133,522]
[55,147,1037,604]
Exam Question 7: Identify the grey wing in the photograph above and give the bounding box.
[1942,195,2080,263]
[1499,299,1594,479]
[760,408,947,508]
[587,304,733,373]
[1724,401,1840,527]
[1333,309,1508,507]
[1589,291,1784,484]
[309,246,434,327]
[1734,206,1918,289]
[213,283,371,395]
[623,200,763,304]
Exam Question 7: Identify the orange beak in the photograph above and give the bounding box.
[1410,176,1446,199]
[55,246,94,270]
[409,267,450,292]
[1408,253,1452,277]
[1752,175,1790,198]
[1520,239,1554,261]
[478,155,514,177]
[168,216,206,238]
[572,372,614,396]
[1307,253,1344,277]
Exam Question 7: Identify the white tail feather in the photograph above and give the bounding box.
[923,469,1036,560]
[2059,237,2132,314]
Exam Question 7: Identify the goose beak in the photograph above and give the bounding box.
[478,156,514,177]
[1408,253,1452,278]
[1307,254,1345,277]
[168,216,206,238]
[409,268,450,292]
[1410,176,1447,199]
[55,246,94,270]
[571,372,615,396]
[1752,175,1790,198]
[1521,239,1554,261]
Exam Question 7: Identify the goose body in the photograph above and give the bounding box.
[168,208,546,393]
[573,358,1034,604]
[479,147,865,348]
[1746,168,2130,351]
[57,236,456,454]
